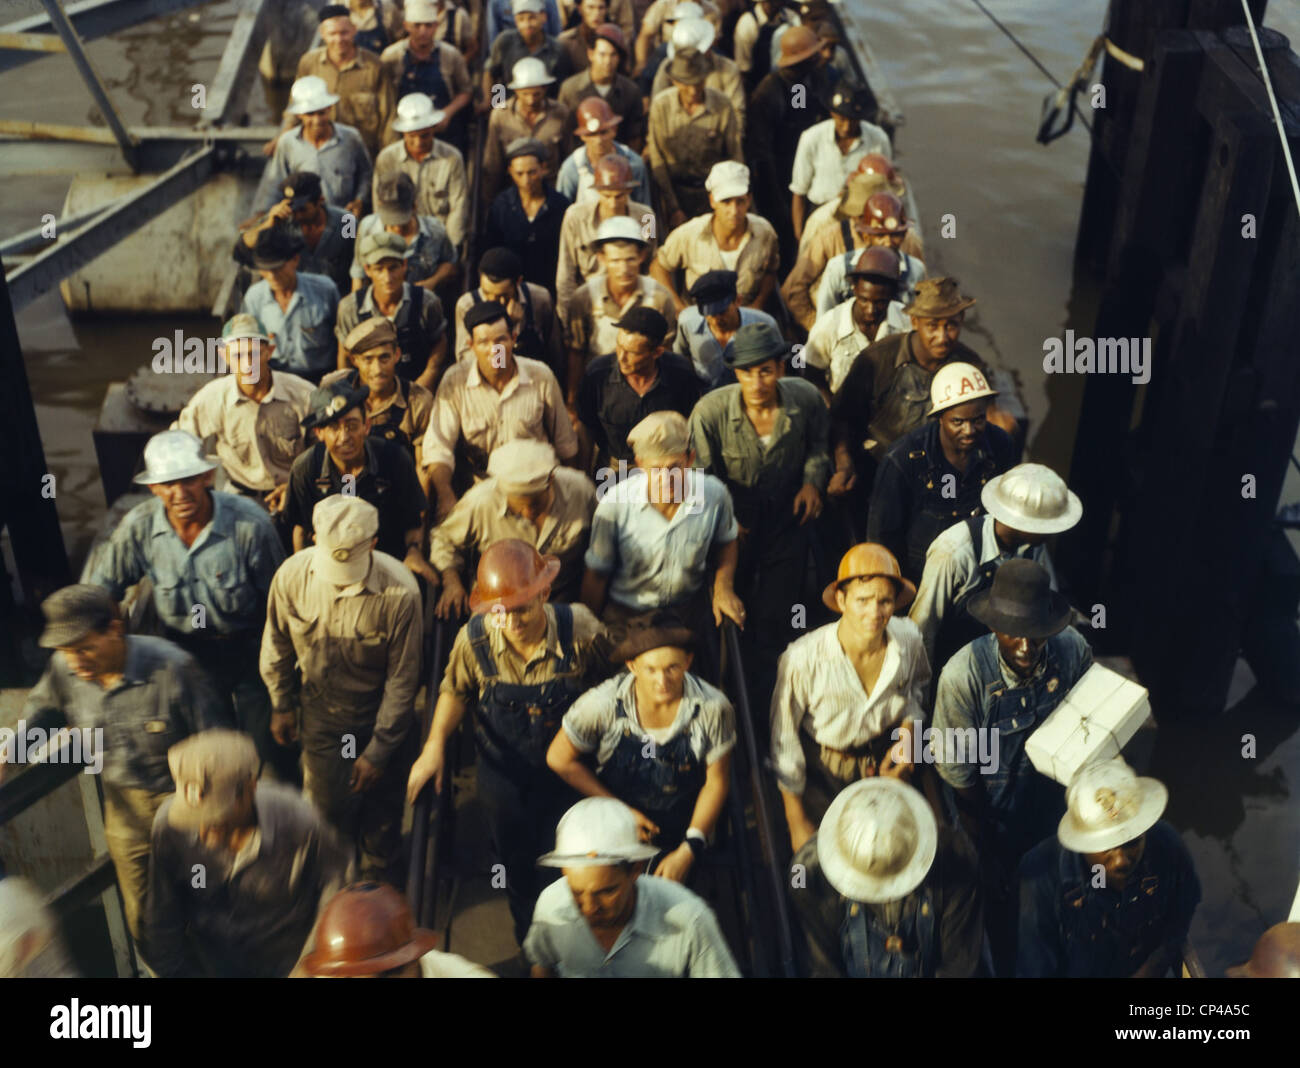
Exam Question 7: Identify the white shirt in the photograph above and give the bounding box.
[418,949,497,978]
[789,118,893,206]
[770,616,931,795]
[803,297,911,394]
[817,247,927,318]
[909,514,1058,670]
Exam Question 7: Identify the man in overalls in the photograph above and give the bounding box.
[789,778,982,978]
[381,0,474,154]
[1017,759,1200,978]
[931,557,1093,975]
[910,463,1080,677]
[452,246,565,379]
[262,495,424,882]
[406,539,614,942]
[546,612,735,883]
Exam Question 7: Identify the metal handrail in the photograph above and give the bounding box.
[722,620,798,978]
[406,616,452,923]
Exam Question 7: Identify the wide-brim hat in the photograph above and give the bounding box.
[611,611,697,662]
[777,25,821,68]
[967,557,1070,639]
[819,779,938,904]
[133,429,220,485]
[537,797,661,868]
[822,542,915,614]
[1057,763,1168,854]
[392,92,445,133]
[287,77,341,115]
[508,57,556,90]
[302,927,439,976]
[666,47,710,85]
[467,555,561,612]
[903,279,977,320]
[981,464,1083,535]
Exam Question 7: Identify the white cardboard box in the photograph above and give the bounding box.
[1025,663,1151,785]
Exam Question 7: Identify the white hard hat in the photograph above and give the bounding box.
[981,462,1083,535]
[508,56,556,90]
[133,430,219,486]
[1058,757,1167,854]
[537,797,661,867]
[926,361,998,416]
[392,93,446,133]
[591,213,648,247]
[287,75,340,116]
[667,16,716,58]
[817,778,937,904]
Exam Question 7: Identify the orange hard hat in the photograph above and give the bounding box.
[300,882,439,977]
[576,96,621,135]
[822,543,916,613]
[856,192,908,236]
[857,152,896,185]
[469,538,561,613]
[593,152,638,191]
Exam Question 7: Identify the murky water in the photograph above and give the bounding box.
[3,0,1298,975]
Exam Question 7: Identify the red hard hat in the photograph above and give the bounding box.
[856,152,896,185]
[469,538,561,613]
[594,22,627,55]
[856,191,907,236]
[300,882,439,977]
[593,153,638,191]
[847,246,902,283]
[576,96,621,135]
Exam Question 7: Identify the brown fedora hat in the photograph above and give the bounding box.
[903,277,977,319]
[777,25,821,68]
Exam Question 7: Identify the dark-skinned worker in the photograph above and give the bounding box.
[671,268,780,390]
[321,318,434,497]
[262,496,423,883]
[558,24,647,154]
[816,192,928,316]
[789,777,983,978]
[334,229,450,393]
[802,246,906,404]
[867,362,1020,584]
[299,882,496,976]
[689,322,830,698]
[1018,759,1200,978]
[1227,923,1300,978]
[930,557,1093,975]
[284,378,434,585]
[910,463,1081,673]
[425,300,578,519]
[429,439,597,616]
[374,93,469,251]
[524,797,741,976]
[771,543,929,854]
[381,0,474,155]
[650,161,780,314]
[141,730,351,977]
[406,539,613,943]
[87,430,283,770]
[547,612,735,884]
[10,585,227,940]
[555,153,657,322]
[452,247,565,374]
[645,47,743,230]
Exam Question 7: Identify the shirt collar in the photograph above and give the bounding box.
[319,437,379,480]
[295,125,340,151]
[361,282,410,318]
[148,491,229,547]
[466,355,530,390]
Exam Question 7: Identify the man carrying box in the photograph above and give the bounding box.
[930,557,1092,975]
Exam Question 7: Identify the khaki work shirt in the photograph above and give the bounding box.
[373,139,469,250]
[564,273,678,366]
[555,198,656,321]
[645,87,742,218]
[649,52,746,130]
[296,47,397,156]
[428,467,597,601]
[656,212,779,307]
[440,601,611,701]
[261,549,422,770]
[452,282,560,363]
[482,99,572,204]
[176,371,315,491]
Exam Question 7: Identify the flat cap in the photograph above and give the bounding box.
[313,495,380,585]
[344,317,398,354]
[726,321,788,368]
[689,269,738,316]
[627,410,689,460]
[505,136,549,163]
[489,439,558,495]
[166,730,260,830]
[614,305,668,341]
[39,584,116,649]
[358,229,410,267]
[302,378,370,430]
[221,312,271,344]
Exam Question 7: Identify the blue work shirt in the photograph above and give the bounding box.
[255,123,373,213]
[555,144,653,210]
[486,0,562,44]
[672,305,780,389]
[241,271,341,382]
[89,491,285,637]
[1017,819,1201,978]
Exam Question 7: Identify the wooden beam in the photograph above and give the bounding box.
[0,30,67,51]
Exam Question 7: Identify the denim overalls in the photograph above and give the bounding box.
[599,698,706,847]
[839,887,938,978]
[353,2,390,57]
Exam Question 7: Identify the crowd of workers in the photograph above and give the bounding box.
[8,0,1294,981]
